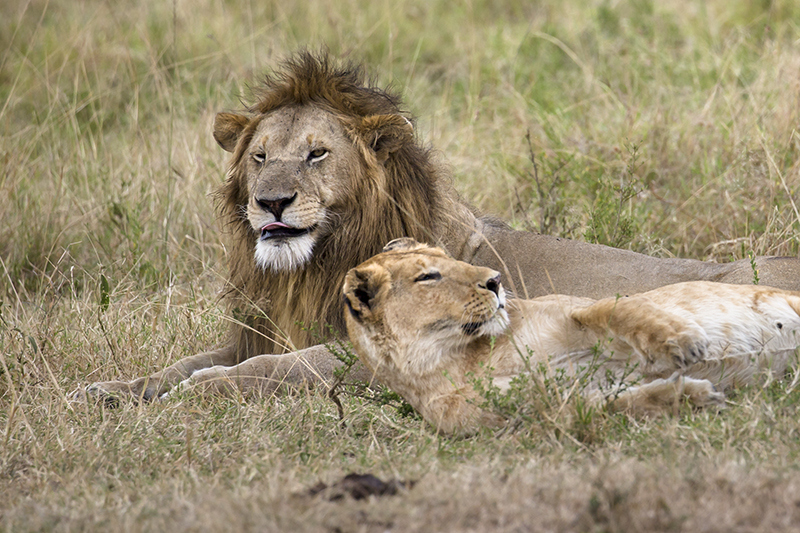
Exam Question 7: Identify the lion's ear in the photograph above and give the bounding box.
[343,265,389,323]
[359,114,414,163]
[214,112,251,152]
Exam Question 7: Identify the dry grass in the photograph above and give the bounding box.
[3,0,800,530]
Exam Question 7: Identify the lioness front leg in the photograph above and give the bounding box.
[605,374,726,416]
[570,296,709,373]
[164,345,375,400]
[84,345,239,403]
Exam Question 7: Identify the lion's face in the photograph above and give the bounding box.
[343,239,508,375]
[215,105,414,272]
[222,106,357,271]
[241,107,359,271]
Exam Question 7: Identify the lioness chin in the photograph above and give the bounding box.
[342,239,800,436]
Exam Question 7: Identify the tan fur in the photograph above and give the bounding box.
[342,240,800,435]
[85,51,800,404]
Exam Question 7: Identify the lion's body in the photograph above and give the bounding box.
[341,240,800,435]
[86,51,800,404]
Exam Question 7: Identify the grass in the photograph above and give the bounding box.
[2,0,800,530]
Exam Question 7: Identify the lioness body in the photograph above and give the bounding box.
[85,52,800,403]
[341,240,800,435]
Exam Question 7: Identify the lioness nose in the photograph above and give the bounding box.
[256,192,297,220]
[482,274,502,296]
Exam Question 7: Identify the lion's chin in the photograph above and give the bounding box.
[254,233,317,272]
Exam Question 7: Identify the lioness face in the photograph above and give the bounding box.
[344,243,509,355]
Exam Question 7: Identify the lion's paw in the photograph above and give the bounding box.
[82,379,159,406]
[81,381,127,408]
[159,366,232,400]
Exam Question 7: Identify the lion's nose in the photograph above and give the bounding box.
[256,192,297,220]
[480,274,502,296]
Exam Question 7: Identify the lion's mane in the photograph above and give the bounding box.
[216,52,458,359]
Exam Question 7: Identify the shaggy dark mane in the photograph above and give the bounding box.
[214,51,460,359]
[251,51,404,118]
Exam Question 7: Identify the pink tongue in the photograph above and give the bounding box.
[263,222,291,231]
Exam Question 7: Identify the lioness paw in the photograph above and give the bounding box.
[636,324,709,372]
[664,326,710,368]
[680,377,726,410]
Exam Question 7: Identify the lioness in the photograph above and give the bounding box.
[85,51,800,403]
[342,239,800,435]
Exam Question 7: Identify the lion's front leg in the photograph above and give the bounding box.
[82,345,239,404]
[570,296,709,374]
[163,344,375,400]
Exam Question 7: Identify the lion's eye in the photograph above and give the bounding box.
[414,271,441,283]
[252,152,266,165]
[308,148,329,163]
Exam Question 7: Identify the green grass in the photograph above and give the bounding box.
[3,0,800,530]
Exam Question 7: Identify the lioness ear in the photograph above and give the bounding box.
[383,238,428,253]
[343,266,389,323]
[213,112,251,152]
[359,114,414,163]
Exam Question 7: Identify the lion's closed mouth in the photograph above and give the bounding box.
[260,223,316,240]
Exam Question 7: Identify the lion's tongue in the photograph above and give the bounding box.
[263,222,290,232]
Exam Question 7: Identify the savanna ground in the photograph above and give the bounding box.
[2,0,800,530]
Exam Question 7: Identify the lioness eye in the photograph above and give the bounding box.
[252,152,266,165]
[414,271,441,283]
[308,148,329,163]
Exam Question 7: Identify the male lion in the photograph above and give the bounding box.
[342,239,800,435]
[86,51,800,403]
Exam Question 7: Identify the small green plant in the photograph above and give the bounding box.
[470,341,644,445]
[584,141,644,249]
[749,251,760,285]
[308,324,419,423]
[99,274,110,313]
[521,131,580,236]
